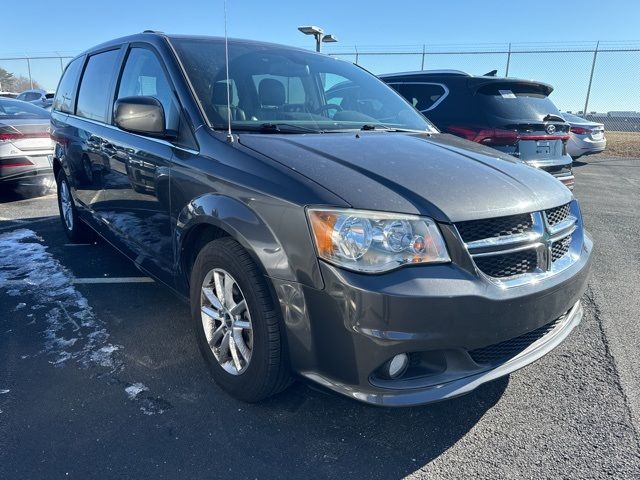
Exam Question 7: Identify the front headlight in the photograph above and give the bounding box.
[307,208,450,273]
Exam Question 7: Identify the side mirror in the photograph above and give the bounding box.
[114,96,167,137]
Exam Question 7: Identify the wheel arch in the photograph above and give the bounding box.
[175,193,295,295]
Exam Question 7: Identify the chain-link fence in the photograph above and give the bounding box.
[1,41,638,136]
[324,41,640,134]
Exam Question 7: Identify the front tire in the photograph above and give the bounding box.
[190,237,291,402]
[56,170,95,243]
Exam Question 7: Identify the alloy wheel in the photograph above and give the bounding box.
[200,268,253,375]
[59,180,74,231]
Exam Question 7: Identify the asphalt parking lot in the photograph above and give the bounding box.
[1,157,639,479]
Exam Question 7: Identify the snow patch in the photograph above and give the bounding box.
[125,382,149,400]
[0,229,168,415]
[0,229,121,370]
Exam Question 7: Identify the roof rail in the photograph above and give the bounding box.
[380,69,470,78]
[142,30,163,34]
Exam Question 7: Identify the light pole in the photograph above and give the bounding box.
[298,26,338,52]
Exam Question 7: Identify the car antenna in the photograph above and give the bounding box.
[223,0,233,143]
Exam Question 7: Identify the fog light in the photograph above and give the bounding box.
[385,353,409,379]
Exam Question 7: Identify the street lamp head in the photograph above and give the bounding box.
[298,25,324,35]
[321,34,338,43]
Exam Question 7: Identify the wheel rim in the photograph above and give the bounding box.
[59,180,74,230]
[200,268,253,375]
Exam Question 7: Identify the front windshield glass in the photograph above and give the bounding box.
[171,38,436,133]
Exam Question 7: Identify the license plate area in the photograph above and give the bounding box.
[535,140,551,156]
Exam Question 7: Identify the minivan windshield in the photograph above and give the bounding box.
[171,38,435,133]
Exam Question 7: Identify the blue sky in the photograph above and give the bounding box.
[2,0,639,111]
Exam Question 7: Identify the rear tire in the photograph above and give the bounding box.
[55,170,95,243]
[190,237,291,402]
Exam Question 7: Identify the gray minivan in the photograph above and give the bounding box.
[50,33,592,406]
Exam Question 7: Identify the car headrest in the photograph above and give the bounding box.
[212,82,229,106]
[259,78,285,107]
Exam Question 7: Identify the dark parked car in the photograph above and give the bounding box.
[0,97,54,190]
[50,33,592,406]
[380,71,575,189]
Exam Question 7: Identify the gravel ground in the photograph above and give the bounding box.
[0,159,639,479]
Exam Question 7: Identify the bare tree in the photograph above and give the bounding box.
[11,75,43,92]
[0,68,14,91]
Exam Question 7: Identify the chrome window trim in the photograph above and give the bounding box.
[62,113,199,155]
[386,81,450,113]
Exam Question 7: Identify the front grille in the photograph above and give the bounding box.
[468,312,567,365]
[474,249,537,278]
[456,213,533,244]
[551,235,572,262]
[545,203,570,227]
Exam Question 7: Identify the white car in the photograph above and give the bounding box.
[15,89,55,109]
[0,98,54,191]
[562,112,606,158]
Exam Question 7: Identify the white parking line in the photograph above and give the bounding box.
[72,277,155,284]
[3,276,154,286]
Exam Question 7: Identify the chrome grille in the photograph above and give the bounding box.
[551,235,571,262]
[474,249,537,278]
[456,201,582,286]
[545,203,570,227]
[456,213,532,243]
[469,311,567,365]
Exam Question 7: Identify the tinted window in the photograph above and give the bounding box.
[76,49,120,122]
[53,57,83,113]
[117,47,178,129]
[0,98,49,119]
[476,83,561,121]
[397,83,447,112]
[21,92,41,101]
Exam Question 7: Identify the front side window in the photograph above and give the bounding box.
[76,49,120,123]
[53,57,83,113]
[116,47,178,129]
[171,38,435,133]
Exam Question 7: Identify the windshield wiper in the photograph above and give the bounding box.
[258,123,321,134]
[360,124,431,134]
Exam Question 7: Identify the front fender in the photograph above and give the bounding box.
[175,193,322,292]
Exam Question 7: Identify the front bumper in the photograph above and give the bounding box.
[524,155,575,189]
[273,230,592,407]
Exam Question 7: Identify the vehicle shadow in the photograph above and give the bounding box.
[231,375,509,478]
[0,183,55,203]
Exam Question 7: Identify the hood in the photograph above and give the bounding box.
[238,131,572,223]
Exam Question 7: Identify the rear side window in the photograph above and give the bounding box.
[0,99,48,119]
[76,49,120,122]
[397,83,447,112]
[21,92,41,101]
[476,83,561,121]
[53,57,83,113]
